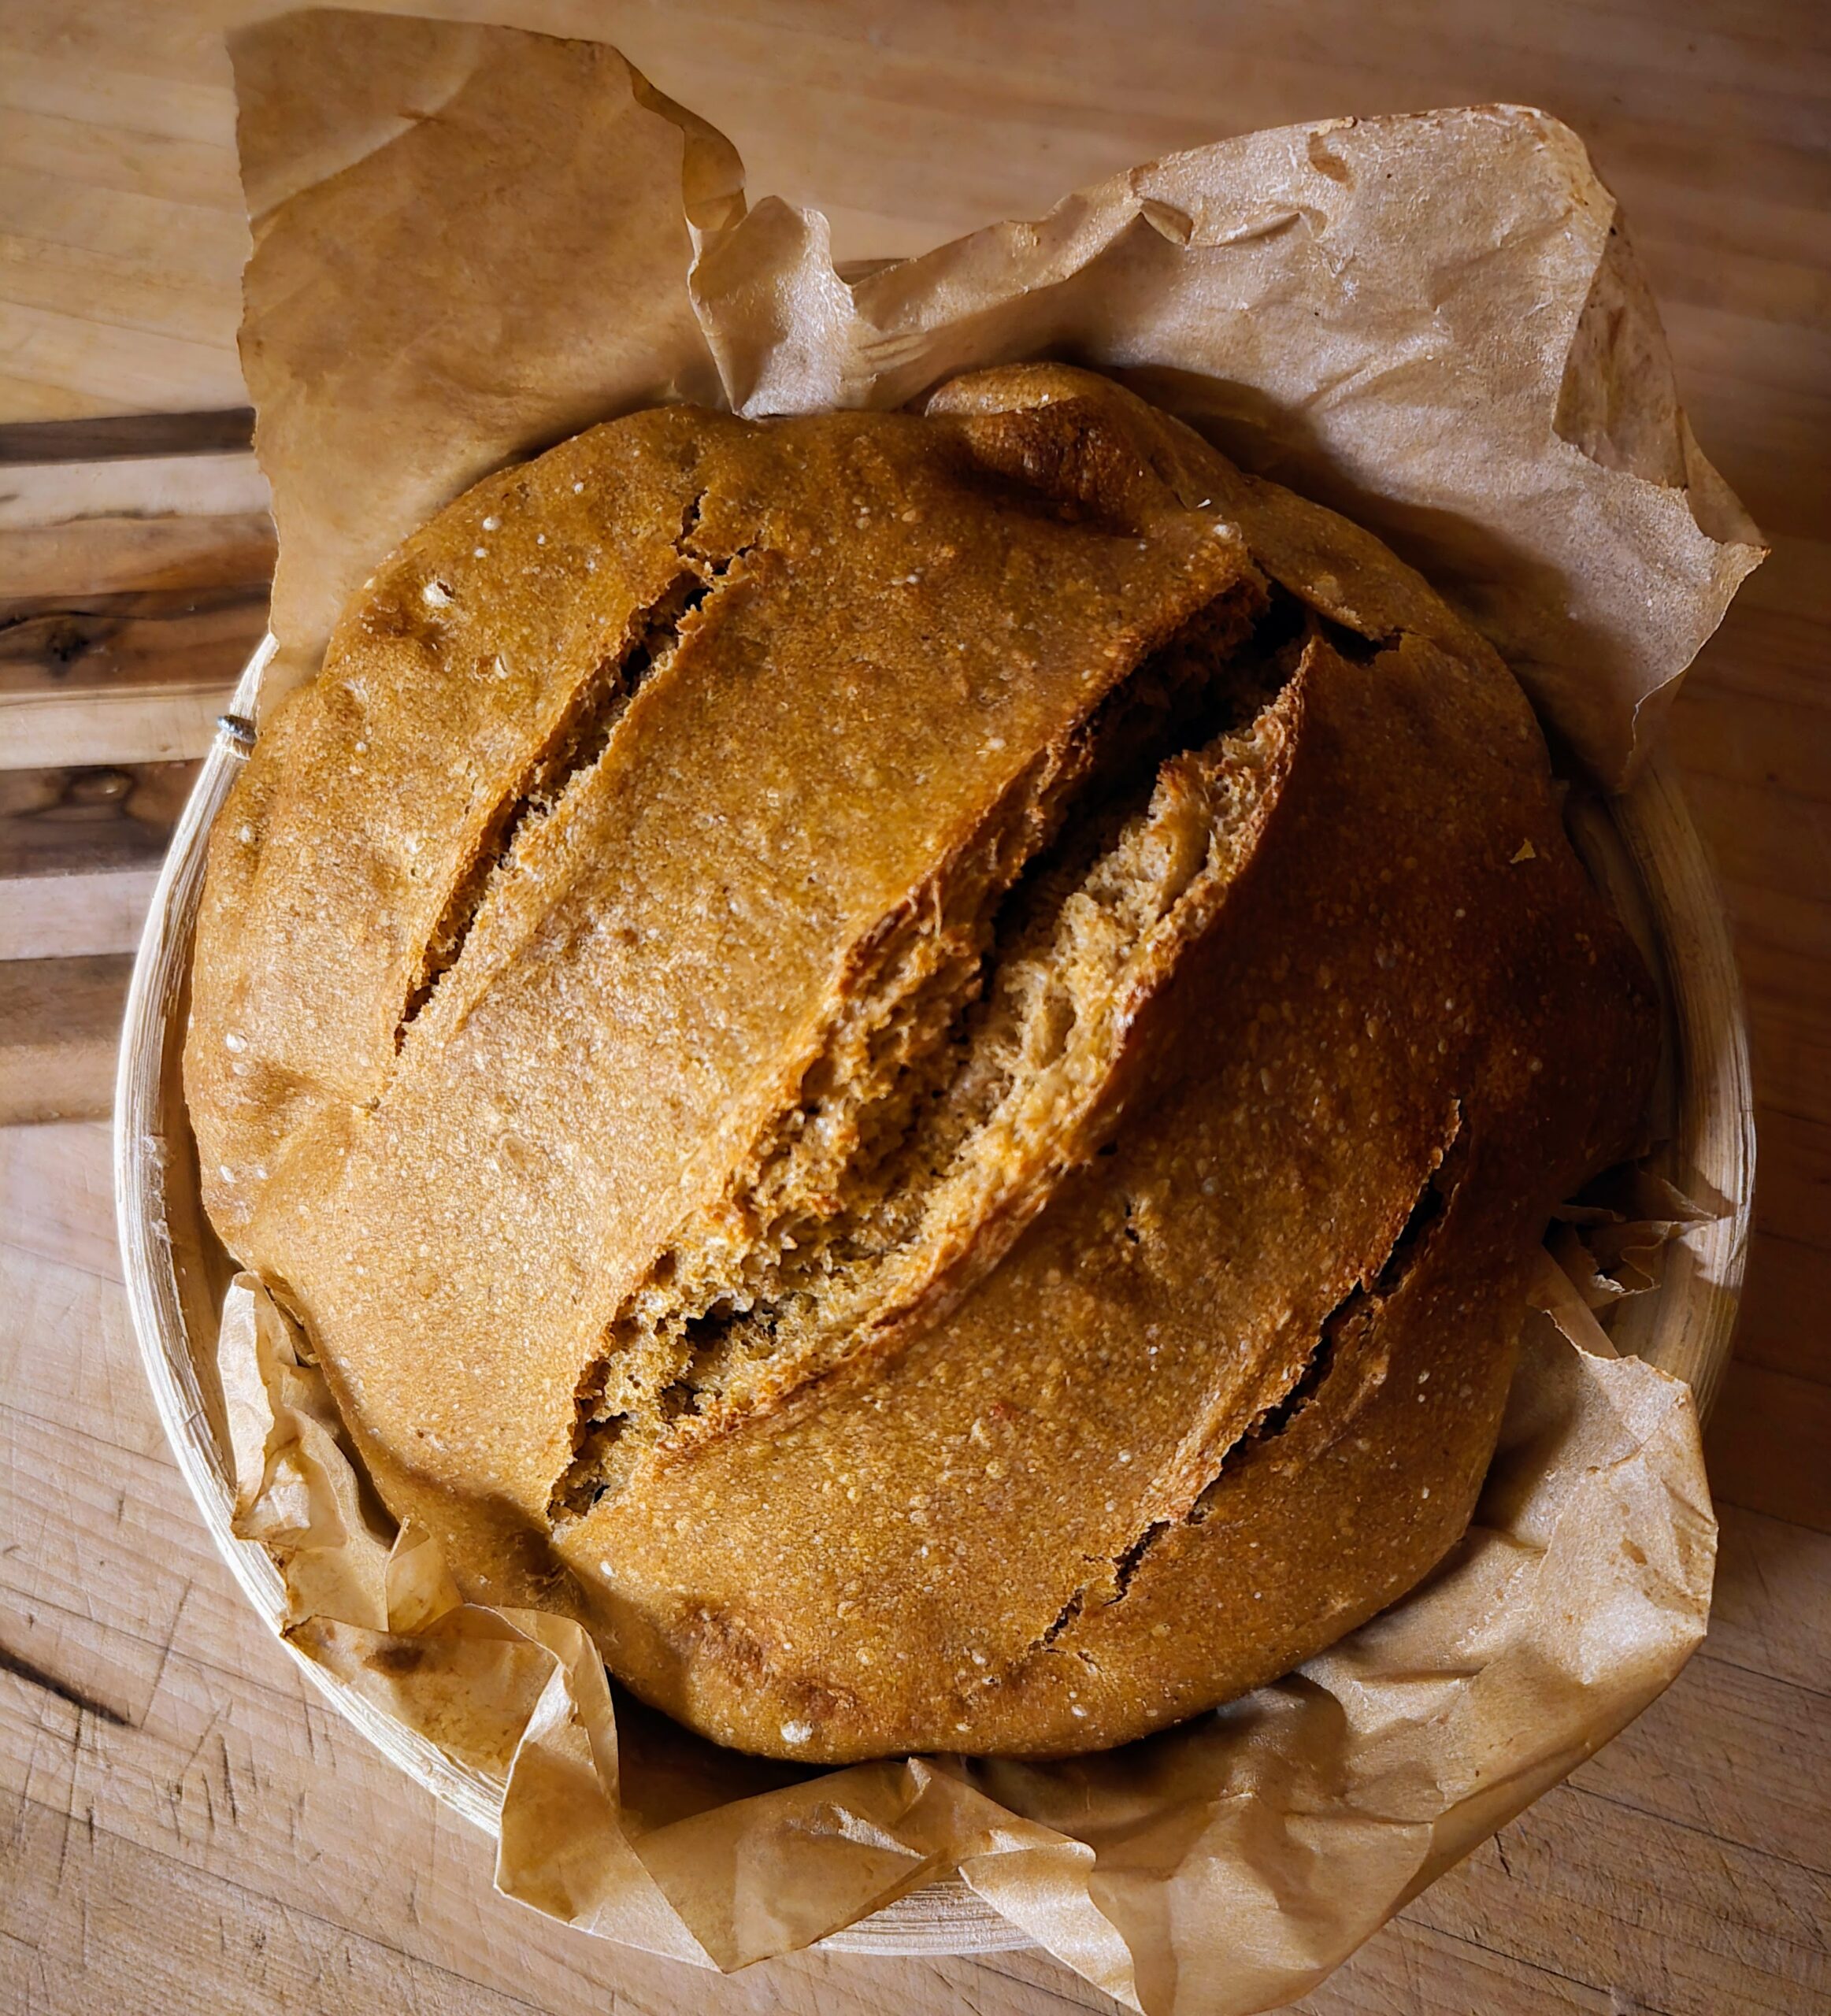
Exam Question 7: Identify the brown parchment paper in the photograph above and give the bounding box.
[233,9,743,702]
[219,1259,1714,2010]
[234,13,1762,784]
[216,12,1739,2009]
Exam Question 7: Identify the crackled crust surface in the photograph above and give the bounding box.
[186,366,1655,1761]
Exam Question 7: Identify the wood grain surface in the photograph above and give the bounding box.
[2,2,1828,2013]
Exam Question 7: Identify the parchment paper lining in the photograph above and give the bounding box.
[219,1256,1712,2011]
[215,13,1743,2011]
[235,13,1762,788]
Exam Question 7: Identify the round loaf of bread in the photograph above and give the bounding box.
[187,365,1655,1762]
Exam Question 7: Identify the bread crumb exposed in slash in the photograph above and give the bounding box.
[548,583,1291,1525]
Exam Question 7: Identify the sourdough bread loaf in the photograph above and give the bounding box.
[187,365,1655,1762]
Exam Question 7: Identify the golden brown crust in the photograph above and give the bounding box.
[186,366,1655,1762]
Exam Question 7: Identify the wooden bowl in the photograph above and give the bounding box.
[113,639,1754,1956]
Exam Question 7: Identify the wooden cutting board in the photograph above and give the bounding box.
[0,409,270,1121]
